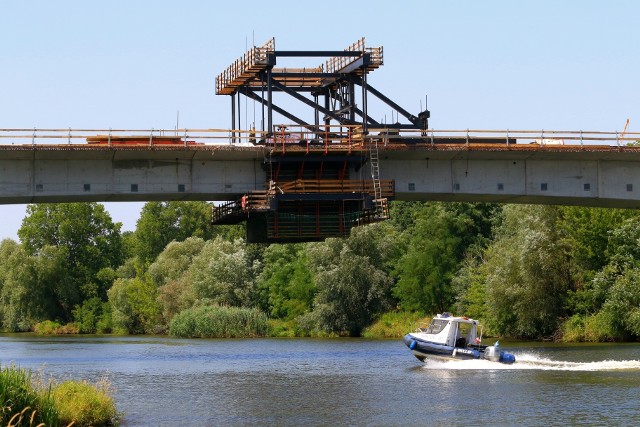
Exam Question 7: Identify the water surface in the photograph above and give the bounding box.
[1,335,639,426]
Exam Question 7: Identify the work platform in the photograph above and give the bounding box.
[215,38,384,96]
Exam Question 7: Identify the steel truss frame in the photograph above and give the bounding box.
[217,38,430,136]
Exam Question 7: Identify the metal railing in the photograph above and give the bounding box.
[1,126,639,148]
[367,128,640,147]
[215,38,275,95]
[325,37,384,74]
[0,127,271,146]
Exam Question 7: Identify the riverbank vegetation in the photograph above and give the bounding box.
[0,364,117,426]
[2,201,640,342]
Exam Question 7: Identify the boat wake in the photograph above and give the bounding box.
[421,352,640,371]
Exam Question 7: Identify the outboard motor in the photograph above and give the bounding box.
[483,344,501,362]
[483,341,516,364]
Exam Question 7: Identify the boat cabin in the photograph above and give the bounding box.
[418,314,481,348]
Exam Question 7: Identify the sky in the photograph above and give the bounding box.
[1,0,639,240]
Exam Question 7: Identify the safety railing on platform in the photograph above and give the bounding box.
[211,201,245,224]
[2,127,639,149]
[325,37,383,74]
[215,38,275,95]
[275,179,394,198]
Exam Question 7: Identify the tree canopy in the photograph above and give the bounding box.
[3,200,640,341]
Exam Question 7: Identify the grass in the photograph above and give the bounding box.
[1,364,118,426]
[52,380,118,426]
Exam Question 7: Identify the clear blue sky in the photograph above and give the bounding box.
[1,1,639,240]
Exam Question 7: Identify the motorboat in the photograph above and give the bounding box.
[403,313,516,364]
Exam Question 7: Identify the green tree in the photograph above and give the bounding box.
[189,237,259,307]
[388,201,424,232]
[73,296,112,333]
[0,243,68,330]
[302,223,396,336]
[17,203,124,320]
[482,205,572,338]
[148,237,206,287]
[571,215,640,340]
[132,201,241,262]
[108,275,161,334]
[149,237,205,325]
[600,267,640,337]
[393,203,496,313]
[451,246,488,320]
[256,244,314,320]
[560,207,634,278]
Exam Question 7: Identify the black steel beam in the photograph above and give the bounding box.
[271,80,356,125]
[245,87,331,93]
[239,88,310,129]
[351,77,420,127]
[267,68,273,131]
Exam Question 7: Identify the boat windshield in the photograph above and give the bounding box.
[424,319,448,334]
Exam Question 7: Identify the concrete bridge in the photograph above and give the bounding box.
[2,128,640,209]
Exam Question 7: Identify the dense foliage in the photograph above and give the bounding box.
[3,199,640,341]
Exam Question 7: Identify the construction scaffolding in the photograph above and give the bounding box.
[215,37,426,137]
[212,37,419,242]
[211,125,392,242]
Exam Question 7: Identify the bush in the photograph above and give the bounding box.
[584,311,625,342]
[0,364,58,426]
[73,297,112,334]
[561,312,626,342]
[266,318,308,337]
[52,379,118,426]
[33,320,80,335]
[1,364,118,427]
[33,320,62,335]
[170,305,268,338]
[362,311,429,338]
[560,315,586,342]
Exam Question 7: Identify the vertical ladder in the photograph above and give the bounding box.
[368,139,387,219]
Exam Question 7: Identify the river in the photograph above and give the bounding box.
[1,335,640,426]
